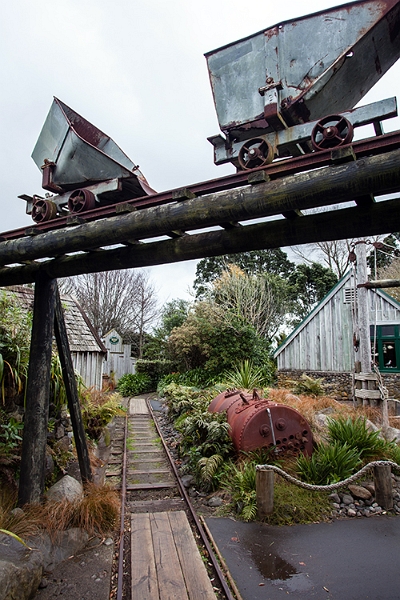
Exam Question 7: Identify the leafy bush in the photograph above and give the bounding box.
[80,389,124,440]
[222,460,258,521]
[158,369,216,393]
[296,441,361,485]
[0,291,32,405]
[117,373,152,397]
[135,359,174,386]
[0,416,23,453]
[292,374,325,396]
[160,383,204,420]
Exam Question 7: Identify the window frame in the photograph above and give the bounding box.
[370,324,400,373]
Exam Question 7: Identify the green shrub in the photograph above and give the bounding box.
[296,441,361,485]
[327,416,383,461]
[222,460,258,521]
[80,390,124,440]
[117,373,152,397]
[292,374,325,396]
[135,360,174,386]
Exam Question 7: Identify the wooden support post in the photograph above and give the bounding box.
[354,242,375,406]
[18,274,57,505]
[256,468,274,517]
[373,464,393,510]
[54,287,93,483]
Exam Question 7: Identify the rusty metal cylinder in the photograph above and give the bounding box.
[209,390,313,455]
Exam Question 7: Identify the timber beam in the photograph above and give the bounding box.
[0,146,399,268]
[1,197,400,287]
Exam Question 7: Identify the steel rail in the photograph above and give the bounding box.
[116,413,128,600]
[146,399,237,600]
[2,129,400,242]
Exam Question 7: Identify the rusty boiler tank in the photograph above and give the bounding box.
[209,389,313,455]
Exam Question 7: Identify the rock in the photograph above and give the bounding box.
[45,474,83,503]
[328,493,340,504]
[342,494,353,505]
[10,507,24,518]
[362,483,375,495]
[45,448,55,479]
[366,420,379,433]
[180,474,194,488]
[207,496,223,507]
[383,426,400,443]
[347,508,357,517]
[55,424,65,439]
[30,528,89,572]
[348,484,372,500]
[315,413,330,428]
[0,533,43,600]
[54,436,72,453]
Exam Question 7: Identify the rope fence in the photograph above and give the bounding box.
[256,460,400,492]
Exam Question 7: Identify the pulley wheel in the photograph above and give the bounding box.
[31,199,57,223]
[238,138,274,170]
[68,189,96,213]
[311,115,354,151]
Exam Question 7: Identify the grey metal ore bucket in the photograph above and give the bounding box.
[205,0,400,138]
[31,97,153,195]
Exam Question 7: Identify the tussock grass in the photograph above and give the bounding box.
[0,483,120,540]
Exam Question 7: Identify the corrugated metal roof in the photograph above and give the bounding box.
[3,286,106,354]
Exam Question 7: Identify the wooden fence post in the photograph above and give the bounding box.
[18,274,57,505]
[373,464,393,510]
[54,287,92,483]
[256,468,274,517]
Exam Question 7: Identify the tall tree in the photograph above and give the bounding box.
[210,265,290,340]
[61,269,158,347]
[193,249,295,297]
[288,262,338,323]
[291,239,355,278]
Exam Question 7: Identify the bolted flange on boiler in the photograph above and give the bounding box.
[208,389,313,455]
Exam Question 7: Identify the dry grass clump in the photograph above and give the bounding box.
[268,388,385,432]
[268,388,344,423]
[40,483,120,537]
[0,483,120,540]
[0,487,41,539]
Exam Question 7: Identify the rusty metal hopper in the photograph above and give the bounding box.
[31,97,153,196]
[205,0,400,139]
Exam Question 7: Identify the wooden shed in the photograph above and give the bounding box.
[4,286,107,389]
[102,329,136,383]
[274,271,400,399]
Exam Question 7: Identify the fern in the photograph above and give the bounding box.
[198,454,224,485]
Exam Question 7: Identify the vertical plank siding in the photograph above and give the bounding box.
[275,274,400,373]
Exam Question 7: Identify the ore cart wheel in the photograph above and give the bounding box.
[31,199,58,223]
[238,138,274,170]
[311,115,354,151]
[68,189,96,213]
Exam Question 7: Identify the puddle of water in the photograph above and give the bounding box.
[244,541,297,580]
[240,533,314,592]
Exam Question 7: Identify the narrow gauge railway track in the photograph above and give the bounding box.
[2,129,400,242]
[106,397,236,600]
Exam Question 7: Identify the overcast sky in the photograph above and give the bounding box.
[1,0,400,306]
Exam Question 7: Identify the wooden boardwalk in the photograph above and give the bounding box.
[128,398,218,600]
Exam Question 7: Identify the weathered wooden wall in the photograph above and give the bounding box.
[275,275,400,372]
